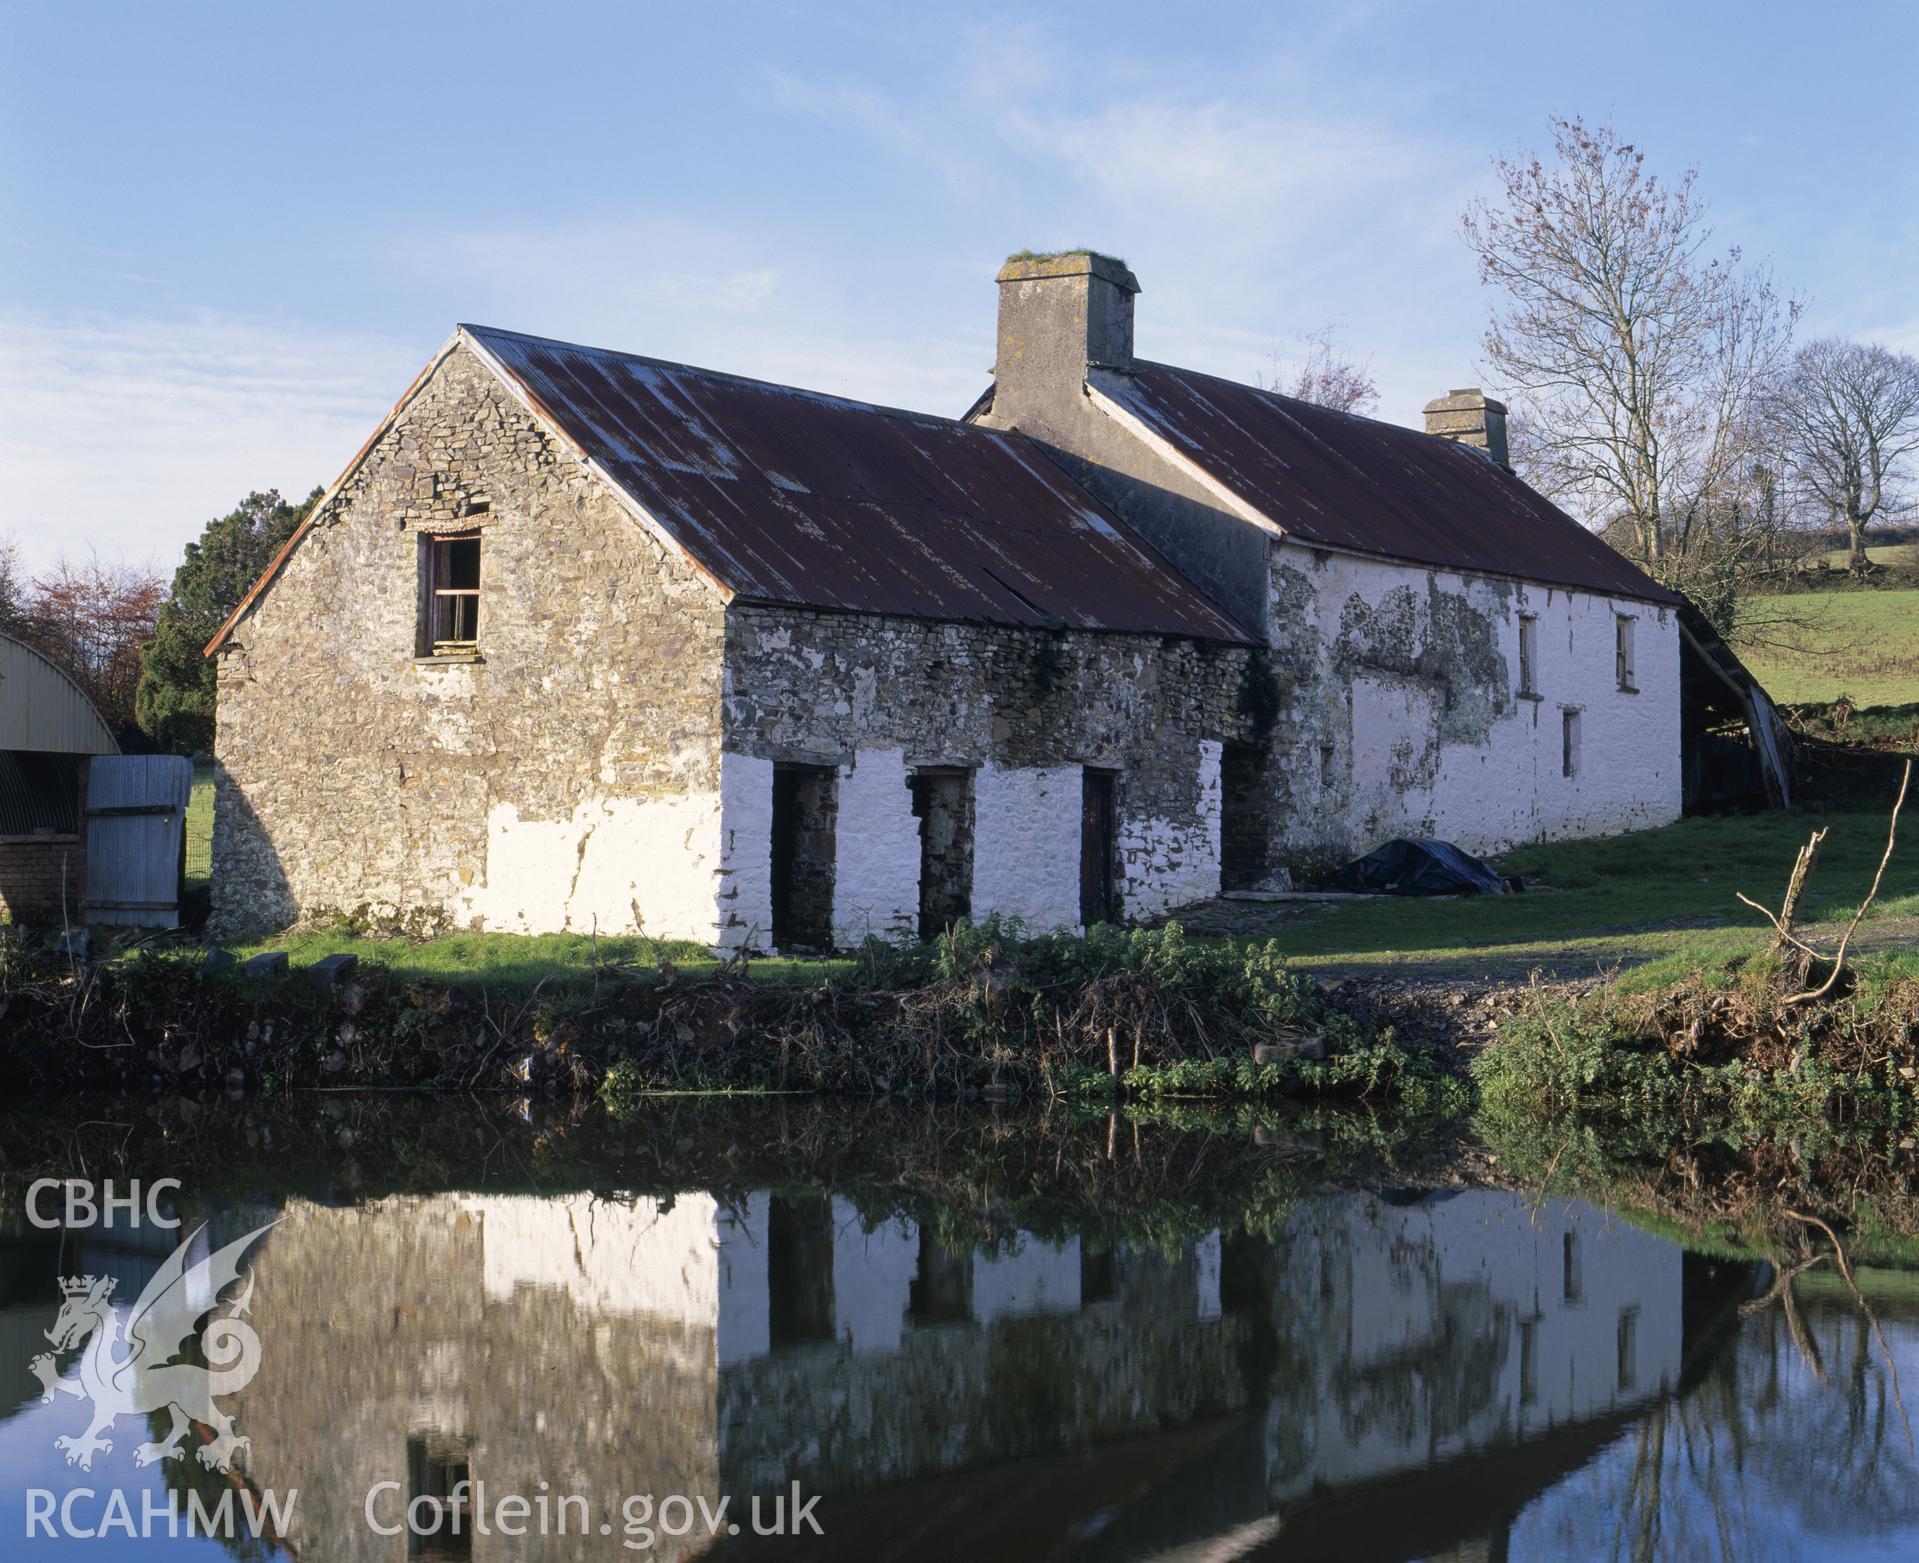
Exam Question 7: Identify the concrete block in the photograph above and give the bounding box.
[307,952,359,990]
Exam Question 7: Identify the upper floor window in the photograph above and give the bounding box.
[424,531,481,653]
[1615,615,1637,692]
[1517,615,1539,697]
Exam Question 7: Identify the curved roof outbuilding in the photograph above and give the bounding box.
[0,631,119,755]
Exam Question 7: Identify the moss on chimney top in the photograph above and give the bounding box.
[997,249,1140,292]
[1005,246,1130,268]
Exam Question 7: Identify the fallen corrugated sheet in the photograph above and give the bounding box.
[1093,363,1680,606]
[465,326,1251,642]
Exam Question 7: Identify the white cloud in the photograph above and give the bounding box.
[758,33,1491,423]
[0,310,417,573]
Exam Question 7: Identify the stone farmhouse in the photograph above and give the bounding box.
[208,251,1738,949]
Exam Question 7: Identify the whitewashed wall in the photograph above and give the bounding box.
[454,783,728,944]
[1271,541,1682,861]
[830,747,920,946]
[1118,738,1223,921]
[971,761,1083,933]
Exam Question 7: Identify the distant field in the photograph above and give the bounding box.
[1742,588,1919,706]
[1819,541,1919,573]
[185,759,213,893]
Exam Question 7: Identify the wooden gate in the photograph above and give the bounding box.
[83,755,192,927]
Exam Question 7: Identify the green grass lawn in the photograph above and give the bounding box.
[1256,800,1919,980]
[1743,589,1919,706]
[184,758,214,894]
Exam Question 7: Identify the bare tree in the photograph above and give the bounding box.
[1462,117,1800,607]
[1259,324,1379,415]
[15,552,166,737]
[1771,339,1919,572]
[0,534,26,632]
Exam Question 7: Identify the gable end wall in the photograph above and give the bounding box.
[210,343,730,941]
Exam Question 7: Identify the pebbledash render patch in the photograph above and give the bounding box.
[207,252,1696,951]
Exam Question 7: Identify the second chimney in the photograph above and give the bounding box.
[992,251,1140,429]
[1423,388,1510,471]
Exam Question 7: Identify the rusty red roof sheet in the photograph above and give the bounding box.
[463,326,1251,642]
[1096,362,1679,606]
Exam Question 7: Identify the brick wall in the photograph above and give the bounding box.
[0,835,82,923]
[0,755,86,926]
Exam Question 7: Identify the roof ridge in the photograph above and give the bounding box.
[1130,358,1432,440]
[460,323,983,434]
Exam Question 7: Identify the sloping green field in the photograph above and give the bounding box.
[1743,588,1919,705]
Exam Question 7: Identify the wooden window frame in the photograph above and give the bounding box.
[1615,614,1638,693]
[422,531,482,655]
[1517,614,1539,698]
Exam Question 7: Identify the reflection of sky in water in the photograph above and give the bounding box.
[0,1180,1915,1559]
[0,1397,266,1561]
[1510,1302,1919,1562]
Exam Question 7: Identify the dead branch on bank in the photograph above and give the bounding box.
[1735,759,1911,1005]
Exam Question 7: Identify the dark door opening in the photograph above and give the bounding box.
[1080,768,1117,928]
[1219,743,1268,892]
[766,1193,837,1348]
[771,763,837,950]
[909,1231,972,1326]
[910,767,974,941]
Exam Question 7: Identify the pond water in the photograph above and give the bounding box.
[0,1097,1914,1560]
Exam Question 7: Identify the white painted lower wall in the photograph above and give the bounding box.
[971,761,1084,933]
[454,783,729,944]
[717,751,775,951]
[830,747,920,946]
[713,747,1226,950]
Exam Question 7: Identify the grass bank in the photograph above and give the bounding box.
[1241,800,1919,979]
[1472,944,1919,1143]
[0,920,1460,1112]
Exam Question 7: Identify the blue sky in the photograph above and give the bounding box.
[3,0,1915,572]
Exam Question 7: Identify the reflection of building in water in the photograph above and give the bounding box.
[223,1186,1685,1561]
[1263,1190,1682,1503]
[235,1190,1244,1561]
[1510,1270,1919,1559]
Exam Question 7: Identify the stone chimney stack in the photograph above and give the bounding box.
[1423,388,1510,471]
[992,251,1140,429]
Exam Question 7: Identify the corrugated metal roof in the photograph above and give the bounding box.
[464,326,1252,642]
[0,632,119,755]
[1095,363,1680,606]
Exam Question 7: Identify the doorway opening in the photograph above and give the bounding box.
[910,767,974,941]
[766,1193,837,1349]
[1218,743,1268,892]
[771,763,837,950]
[1080,768,1118,927]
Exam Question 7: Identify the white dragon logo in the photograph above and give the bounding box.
[29,1221,276,1473]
